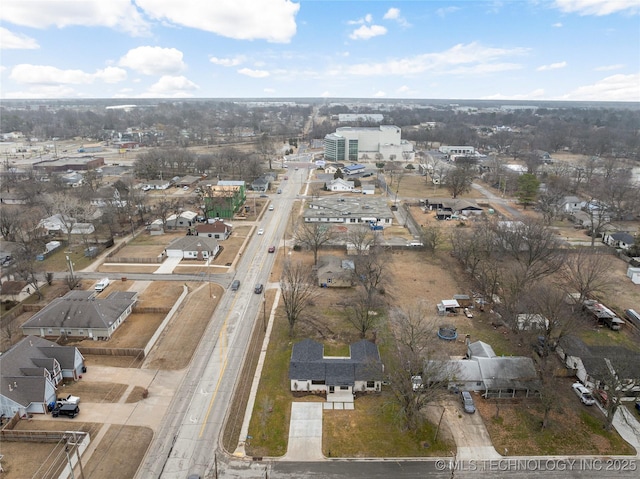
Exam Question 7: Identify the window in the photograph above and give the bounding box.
[340,386,349,390]
[311,380,326,385]
[366,381,375,388]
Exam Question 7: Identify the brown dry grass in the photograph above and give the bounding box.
[139,281,185,308]
[476,376,636,456]
[125,386,148,403]
[56,381,128,403]
[143,282,223,370]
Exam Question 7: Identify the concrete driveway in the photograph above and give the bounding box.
[282,402,324,461]
[442,395,501,460]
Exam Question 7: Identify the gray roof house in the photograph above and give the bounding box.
[289,339,383,401]
[316,256,355,287]
[437,340,540,398]
[165,236,220,260]
[21,290,137,341]
[304,196,393,226]
[251,176,270,192]
[603,231,635,250]
[557,335,640,393]
[0,336,85,417]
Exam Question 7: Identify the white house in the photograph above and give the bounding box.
[38,214,95,235]
[561,196,585,213]
[165,236,220,260]
[327,178,354,192]
[603,232,635,250]
[166,210,199,229]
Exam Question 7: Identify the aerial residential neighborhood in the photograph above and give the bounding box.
[1,97,639,479]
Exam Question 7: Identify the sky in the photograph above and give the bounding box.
[0,0,639,102]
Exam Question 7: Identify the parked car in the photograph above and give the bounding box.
[572,382,596,405]
[411,375,423,392]
[284,176,288,180]
[259,194,268,198]
[277,189,282,194]
[52,403,80,418]
[254,284,264,294]
[268,246,275,253]
[57,394,80,404]
[461,391,476,413]
[230,280,240,291]
[635,401,640,414]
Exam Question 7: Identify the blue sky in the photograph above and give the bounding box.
[1,0,638,101]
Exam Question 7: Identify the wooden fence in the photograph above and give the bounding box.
[77,347,144,358]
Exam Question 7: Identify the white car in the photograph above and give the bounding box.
[257,228,264,235]
[268,205,274,211]
[57,394,80,405]
[572,382,596,405]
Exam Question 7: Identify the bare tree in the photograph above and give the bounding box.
[419,224,443,254]
[444,164,474,199]
[346,287,383,339]
[344,224,378,256]
[0,205,21,242]
[385,302,457,431]
[559,249,613,305]
[279,260,320,336]
[294,222,337,265]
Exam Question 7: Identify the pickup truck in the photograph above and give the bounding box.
[57,394,80,404]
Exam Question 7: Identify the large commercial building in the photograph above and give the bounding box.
[323,125,414,162]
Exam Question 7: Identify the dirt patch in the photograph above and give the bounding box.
[81,354,143,368]
[125,386,148,403]
[143,282,223,370]
[81,425,153,479]
[138,281,185,309]
[65,312,165,349]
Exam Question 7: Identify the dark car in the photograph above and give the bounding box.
[230,280,240,291]
[52,403,80,418]
[254,284,264,294]
[268,246,275,253]
[362,173,373,177]
[259,194,268,198]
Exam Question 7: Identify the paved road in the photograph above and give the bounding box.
[136,166,304,479]
[471,182,523,219]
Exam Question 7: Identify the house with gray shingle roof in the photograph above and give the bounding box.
[603,231,635,250]
[0,336,85,417]
[289,339,383,398]
[165,236,220,259]
[21,290,137,340]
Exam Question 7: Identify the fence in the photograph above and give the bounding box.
[77,347,144,357]
[108,256,163,264]
[1,430,87,443]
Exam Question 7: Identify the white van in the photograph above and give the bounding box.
[95,278,110,292]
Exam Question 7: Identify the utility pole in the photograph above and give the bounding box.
[72,432,85,479]
[66,255,75,286]
[262,295,267,332]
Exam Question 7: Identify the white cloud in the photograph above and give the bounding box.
[137,0,299,43]
[348,14,373,25]
[373,90,386,98]
[141,75,199,98]
[0,27,39,49]
[4,85,80,99]
[595,64,624,71]
[263,88,276,94]
[210,55,246,67]
[552,22,563,27]
[383,8,400,20]
[119,46,185,75]
[1,0,149,36]
[320,91,332,98]
[238,68,270,78]
[553,0,639,16]
[344,42,527,76]
[560,73,640,101]
[9,64,126,85]
[383,7,410,27]
[436,6,460,17]
[537,61,567,71]
[349,25,387,40]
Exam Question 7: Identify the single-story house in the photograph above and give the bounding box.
[327,178,355,192]
[166,210,198,229]
[344,164,366,176]
[21,290,137,341]
[289,339,383,398]
[516,313,549,331]
[304,196,393,226]
[603,232,635,250]
[175,175,201,187]
[0,336,85,417]
[557,336,640,395]
[251,176,270,192]
[444,340,540,398]
[165,236,220,260]
[38,214,95,235]
[194,220,232,240]
[316,256,355,287]
[60,172,84,188]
